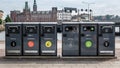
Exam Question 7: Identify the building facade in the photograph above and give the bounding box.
[71,13,93,22]
[57,7,77,22]
[57,10,72,22]
[10,0,57,22]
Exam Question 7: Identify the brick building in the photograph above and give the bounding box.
[10,0,57,22]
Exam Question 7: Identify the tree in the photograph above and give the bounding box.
[0,19,2,24]
[106,15,111,20]
[115,15,119,19]
[5,15,12,22]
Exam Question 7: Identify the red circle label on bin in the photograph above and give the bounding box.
[28,41,34,48]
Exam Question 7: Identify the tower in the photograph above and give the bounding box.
[23,1,30,12]
[33,0,37,11]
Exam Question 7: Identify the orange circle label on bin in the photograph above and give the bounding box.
[28,41,34,48]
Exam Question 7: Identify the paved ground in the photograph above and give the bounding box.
[0,49,120,68]
[0,37,120,68]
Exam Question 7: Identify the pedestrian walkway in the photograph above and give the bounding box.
[0,49,120,68]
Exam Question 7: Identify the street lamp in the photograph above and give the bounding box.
[82,1,95,21]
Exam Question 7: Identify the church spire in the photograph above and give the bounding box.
[34,0,36,5]
[33,0,37,11]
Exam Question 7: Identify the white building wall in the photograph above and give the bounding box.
[57,11,71,21]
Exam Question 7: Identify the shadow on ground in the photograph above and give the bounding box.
[0,57,118,64]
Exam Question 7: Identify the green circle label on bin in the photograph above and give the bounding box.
[85,40,92,48]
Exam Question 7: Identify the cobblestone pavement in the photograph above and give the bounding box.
[0,38,120,68]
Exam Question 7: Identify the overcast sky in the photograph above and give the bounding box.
[0,0,120,19]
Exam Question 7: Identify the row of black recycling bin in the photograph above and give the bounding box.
[5,22,115,58]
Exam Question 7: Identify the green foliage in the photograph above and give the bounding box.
[0,19,2,24]
[5,15,12,22]
[105,15,111,20]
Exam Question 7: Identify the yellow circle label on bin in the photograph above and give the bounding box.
[45,41,52,48]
